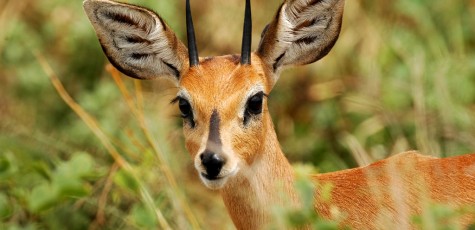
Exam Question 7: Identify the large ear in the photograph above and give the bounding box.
[83,0,188,82]
[257,0,344,76]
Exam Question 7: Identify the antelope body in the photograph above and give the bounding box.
[83,0,475,229]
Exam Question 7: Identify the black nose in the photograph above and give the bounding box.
[200,151,225,180]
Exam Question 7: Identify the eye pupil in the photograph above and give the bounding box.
[179,98,192,118]
[246,93,264,116]
[248,96,262,114]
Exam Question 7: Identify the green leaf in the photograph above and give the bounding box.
[320,182,334,202]
[28,184,58,213]
[312,220,339,230]
[32,161,52,181]
[51,153,94,198]
[55,153,94,180]
[0,157,10,174]
[54,176,90,198]
[114,169,139,193]
[0,193,12,219]
[68,153,94,177]
[131,203,158,229]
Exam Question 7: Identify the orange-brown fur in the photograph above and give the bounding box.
[315,152,475,229]
[179,54,272,164]
[180,55,297,229]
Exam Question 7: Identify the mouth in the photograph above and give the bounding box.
[201,172,222,180]
[198,167,239,190]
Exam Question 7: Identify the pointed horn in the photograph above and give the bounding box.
[240,0,252,65]
[186,0,199,66]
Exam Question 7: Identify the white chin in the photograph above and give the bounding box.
[199,175,230,190]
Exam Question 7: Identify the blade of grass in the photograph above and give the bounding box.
[36,52,172,230]
[89,162,119,230]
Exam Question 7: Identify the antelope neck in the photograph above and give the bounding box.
[220,114,298,229]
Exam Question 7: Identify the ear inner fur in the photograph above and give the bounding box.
[83,0,188,81]
[256,0,345,76]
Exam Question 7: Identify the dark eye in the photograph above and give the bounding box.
[244,92,264,124]
[246,93,263,115]
[178,98,192,119]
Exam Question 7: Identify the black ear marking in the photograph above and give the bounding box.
[123,35,151,44]
[103,11,137,26]
[261,24,269,39]
[100,44,142,79]
[295,36,318,45]
[273,52,286,72]
[295,15,327,31]
[100,9,151,32]
[309,0,324,6]
[130,53,152,60]
[157,17,167,31]
[303,34,339,65]
[163,61,180,78]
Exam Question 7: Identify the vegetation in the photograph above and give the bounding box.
[1,0,474,229]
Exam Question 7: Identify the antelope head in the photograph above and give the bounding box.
[83,0,344,190]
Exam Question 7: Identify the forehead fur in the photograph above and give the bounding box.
[179,54,271,105]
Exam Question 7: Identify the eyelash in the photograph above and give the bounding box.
[171,96,195,127]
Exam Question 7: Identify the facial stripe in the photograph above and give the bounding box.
[206,110,222,153]
[207,110,221,148]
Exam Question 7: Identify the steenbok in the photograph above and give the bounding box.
[84,0,475,228]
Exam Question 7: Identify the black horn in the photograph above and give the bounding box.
[240,0,252,65]
[186,0,199,66]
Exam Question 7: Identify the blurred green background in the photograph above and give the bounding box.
[1,0,475,229]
